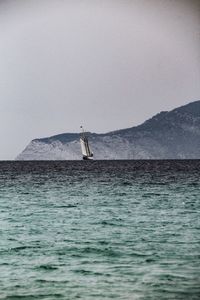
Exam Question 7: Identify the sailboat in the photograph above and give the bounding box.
[80,126,94,160]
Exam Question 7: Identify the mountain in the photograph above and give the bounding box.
[16,101,200,160]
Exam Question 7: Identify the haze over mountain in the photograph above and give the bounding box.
[16,101,200,160]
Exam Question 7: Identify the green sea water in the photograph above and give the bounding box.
[0,161,199,299]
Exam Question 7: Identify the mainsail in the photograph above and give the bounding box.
[80,126,93,160]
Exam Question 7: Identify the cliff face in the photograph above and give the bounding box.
[16,101,200,160]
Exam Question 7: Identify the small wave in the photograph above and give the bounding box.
[35,264,58,271]
[53,204,77,208]
[97,240,110,245]
[73,269,104,276]
[36,279,69,284]
[3,294,63,300]
[122,181,132,186]
[81,246,122,257]
[101,219,124,226]
[7,245,40,253]
[142,192,162,197]
[145,258,157,263]
[130,251,154,258]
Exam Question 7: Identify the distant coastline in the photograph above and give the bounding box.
[16,100,200,160]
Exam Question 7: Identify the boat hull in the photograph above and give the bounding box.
[83,156,93,160]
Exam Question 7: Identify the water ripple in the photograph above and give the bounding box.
[0,160,200,299]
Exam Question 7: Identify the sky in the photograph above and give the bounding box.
[0,0,200,159]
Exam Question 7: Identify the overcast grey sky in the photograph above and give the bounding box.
[0,0,200,159]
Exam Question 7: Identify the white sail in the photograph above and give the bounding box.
[80,138,88,156]
[80,126,93,159]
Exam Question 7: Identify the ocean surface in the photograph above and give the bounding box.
[0,160,199,300]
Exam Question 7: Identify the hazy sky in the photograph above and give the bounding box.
[0,0,200,159]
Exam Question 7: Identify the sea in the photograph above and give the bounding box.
[0,160,199,300]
